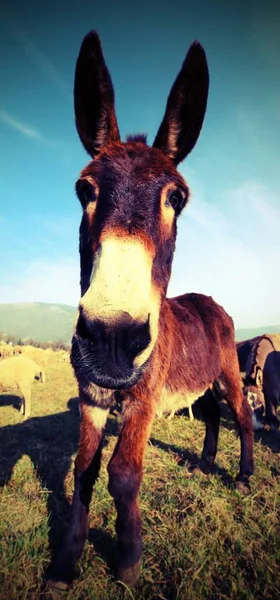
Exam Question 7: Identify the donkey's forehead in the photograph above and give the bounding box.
[81,141,187,187]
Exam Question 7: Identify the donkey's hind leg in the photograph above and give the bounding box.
[220,359,254,491]
[196,389,220,473]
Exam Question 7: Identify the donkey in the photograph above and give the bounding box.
[48,31,253,591]
[236,336,261,373]
[240,334,280,430]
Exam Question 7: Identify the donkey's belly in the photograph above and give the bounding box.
[156,386,207,417]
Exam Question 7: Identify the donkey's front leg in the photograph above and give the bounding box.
[107,397,155,587]
[49,395,111,589]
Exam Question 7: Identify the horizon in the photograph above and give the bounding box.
[0,301,279,334]
[0,0,279,329]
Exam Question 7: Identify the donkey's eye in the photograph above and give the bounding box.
[76,179,97,208]
[166,190,186,215]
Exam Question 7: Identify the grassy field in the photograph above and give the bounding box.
[0,361,280,600]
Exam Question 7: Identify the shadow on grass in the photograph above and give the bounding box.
[0,396,121,580]
[217,399,280,456]
[0,392,22,409]
[254,427,280,455]
[190,397,280,457]
[149,437,234,487]
[0,396,80,552]
[88,528,118,571]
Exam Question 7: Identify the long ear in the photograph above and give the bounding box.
[153,41,209,165]
[74,31,120,157]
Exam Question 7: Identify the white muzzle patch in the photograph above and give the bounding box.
[79,237,160,366]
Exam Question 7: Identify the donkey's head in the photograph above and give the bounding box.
[72,31,209,391]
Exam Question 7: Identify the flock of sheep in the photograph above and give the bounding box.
[0,344,70,419]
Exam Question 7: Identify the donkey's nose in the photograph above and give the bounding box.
[76,312,151,362]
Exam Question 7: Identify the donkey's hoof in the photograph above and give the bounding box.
[41,579,70,599]
[190,459,212,476]
[234,479,251,496]
[117,558,142,587]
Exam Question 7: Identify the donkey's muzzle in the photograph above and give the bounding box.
[72,313,151,389]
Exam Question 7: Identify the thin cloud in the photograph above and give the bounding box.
[168,180,280,328]
[5,18,71,102]
[20,38,72,103]
[0,107,70,148]
[0,108,45,141]
[228,181,280,230]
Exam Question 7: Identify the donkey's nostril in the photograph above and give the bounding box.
[76,314,151,361]
[76,313,93,341]
[72,315,151,389]
[125,319,151,358]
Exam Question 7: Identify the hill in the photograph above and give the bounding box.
[0,302,279,345]
[235,324,280,341]
[0,302,76,344]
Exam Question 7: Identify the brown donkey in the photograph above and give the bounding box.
[49,31,254,590]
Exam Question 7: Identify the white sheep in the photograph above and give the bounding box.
[156,388,195,421]
[21,346,50,369]
[0,356,45,419]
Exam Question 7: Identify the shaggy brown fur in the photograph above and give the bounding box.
[47,30,254,592]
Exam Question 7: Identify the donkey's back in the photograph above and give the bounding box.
[236,336,261,372]
[166,293,235,389]
[156,292,240,419]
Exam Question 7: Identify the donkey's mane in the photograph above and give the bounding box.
[247,335,275,381]
[125,134,147,144]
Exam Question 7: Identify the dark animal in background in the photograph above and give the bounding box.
[236,336,261,372]
[48,31,254,591]
[238,334,280,430]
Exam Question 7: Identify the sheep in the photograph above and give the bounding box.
[60,351,70,363]
[13,345,22,355]
[0,343,14,359]
[21,346,50,369]
[0,356,44,419]
[156,388,195,421]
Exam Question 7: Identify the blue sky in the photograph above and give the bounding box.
[0,0,279,328]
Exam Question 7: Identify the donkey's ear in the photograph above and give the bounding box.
[153,41,209,165]
[74,31,120,157]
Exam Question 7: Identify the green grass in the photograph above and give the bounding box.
[1,362,280,599]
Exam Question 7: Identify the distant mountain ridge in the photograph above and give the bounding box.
[235,325,280,341]
[0,302,279,344]
[0,302,77,344]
